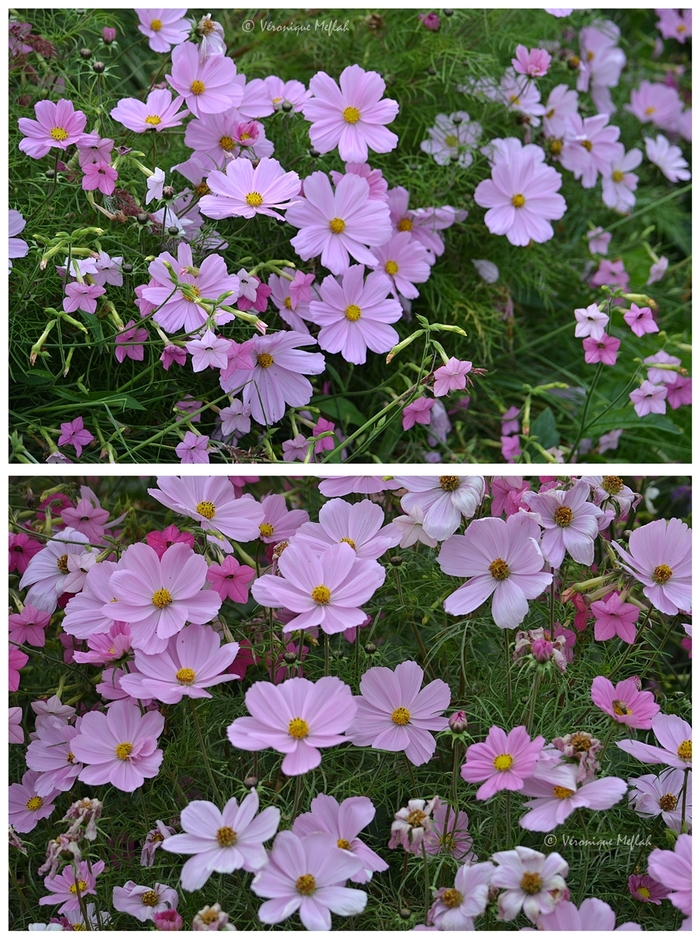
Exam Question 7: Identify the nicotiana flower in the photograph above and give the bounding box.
[252,541,385,635]
[624,303,659,337]
[629,380,668,417]
[587,226,612,255]
[617,712,692,770]
[521,479,605,568]
[162,788,280,891]
[574,302,609,340]
[628,767,691,832]
[112,881,179,922]
[251,830,367,929]
[39,859,105,914]
[646,257,669,287]
[227,676,357,775]
[394,475,485,541]
[71,700,164,792]
[591,676,660,729]
[346,660,450,766]
[136,9,191,53]
[491,846,568,923]
[461,726,544,799]
[518,761,627,831]
[535,898,641,931]
[644,134,691,183]
[590,592,639,643]
[439,513,552,630]
[428,862,495,930]
[303,64,399,163]
[292,794,388,883]
[433,358,472,396]
[148,475,265,543]
[199,157,301,221]
[18,98,87,159]
[295,497,400,560]
[647,833,692,917]
[612,518,691,616]
[110,89,189,132]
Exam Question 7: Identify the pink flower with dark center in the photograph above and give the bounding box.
[115,320,148,363]
[206,556,256,602]
[645,134,691,182]
[591,676,660,729]
[63,282,106,315]
[265,75,311,112]
[518,761,628,831]
[252,830,366,929]
[590,592,639,643]
[474,147,566,246]
[583,333,620,365]
[39,859,105,914]
[136,9,191,52]
[402,397,434,431]
[490,846,568,923]
[629,380,667,417]
[372,233,431,300]
[461,726,544,799]
[82,160,118,195]
[307,265,402,365]
[71,700,164,792]
[433,358,472,397]
[490,476,530,517]
[628,873,670,906]
[586,226,612,255]
[18,98,87,159]
[559,114,624,189]
[110,89,189,132]
[257,493,309,544]
[617,712,692,770]
[227,675,357,775]
[575,302,609,340]
[590,258,629,291]
[346,660,450,766]
[9,604,50,647]
[60,487,110,542]
[219,399,252,437]
[624,303,659,337]
[647,833,691,917]
[647,256,669,286]
[303,64,398,163]
[535,898,640,930]
[628,767,690,831]
[148,476,264,542]
[199,156,301,222]
[667,375,692,409]
[185,329,231,372]
[512,45,551,77]
[166,41,241,118]
[292,794,388,883]
[112,881,179,922]
[612,517,691,616]
[428,862,495,929]
[521,479,604,568]
[77,132,114,166]
[9,770,59,833]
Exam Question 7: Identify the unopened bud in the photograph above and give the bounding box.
[364,641,377,655]
[102,27,117,44]
[136,212,149,225]
[282,651,297,665]
[92,61,105,73]
[80,47,92,59]
[243,775,258,789]
[281,101,293,112]
[448,710,468,733]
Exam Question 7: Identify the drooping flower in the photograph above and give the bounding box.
[395,475,485,541]
[646,257,669,287]
[18,99,87,159]
[402,397,434,431]
[628,767,690,832]
[461,726,544,800]
[490,846,568,922]
[112,881,179,922]
[136,9,191,52]
[617,712,692,770]
[389,796,438,853]
[199,156,301,221]
[612,518,691,615]
[591,676,660,729]
[110,89,189,132]
[645,134,691,182]
[518,761,627,831]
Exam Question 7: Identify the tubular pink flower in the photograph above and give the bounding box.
[590,592,639,643]
[461,726,544,799]
[629,380,667,417]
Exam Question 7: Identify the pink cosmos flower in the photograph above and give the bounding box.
[591,592,639,643]
[346,660,450,766]
[612,517,691,616]
[39,859,105,914]
[287,172,392,275]
[295,497,400,561]
[646,256,669,286]
[624,303,658,338]
[18,99,87,160]
[112,881,179,922]
[63,282,106,315]
[9,770,59,833]
[521,479,604,568]
[433,358,472,396]
[26,719,83,796]
[420,111,482,168]
[602,148,642,212]
[303,64,399,163]
[461,726,544,800]
[372,233,431,300]
[518,761,627,831]
[577,21,626,114]
[402,397,433,431]
[110,89,189,132]
[656,8,692,43]
[106,542,222,655]
[136,9,191,52]
[141,821,176,867]
[265,75,311,112]
[115,320,148,363]
[166,41,241,118]
[19,526,94,614]
[560,114,624,189]
[9,708,24,745]
[587,226,612,255]
[428,861,494,930]
[162,788,280,891]
[71,700,164,792]
[626,81,683,133]
[307,265,402,365]
[647,834,692,917]
[474,147,566,246]
[199,156,301,222]
[617,712,692,770]
[491,846,568,922]
[206,557,255,603]
[422,801,475,862]
[9,209,29,269]
[119,623,239,704]
[148,476,264,542]
[257,493,309,544]
[629,873,669,906]
[395,475,485,541]
[543,84,579,139]
[575,302,609,340]
[252,830,366,929]
[292,794,388,883]
[512,45,551,77]
[496,69,546,125]
[82,160,118,195]
[628,767,690,831]
[629,380,667,417]
[391,506,438,548]
[9,604,50,647]
[645,134,691,183]
[62,560,125,639]
[583,333,621,366]
[535,898,640,930]
[73,622,132,666]
[439,513,552,629]
[227,675,357,775]
[389,796,438,853]
[591,676,660,729]
[220,331,325,426]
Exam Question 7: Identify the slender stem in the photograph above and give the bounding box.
[324,631,329,677]
[525,669,541,736]
[451,742,463,810]
[576,809,591,904]
[421,843,431,916]
[189,698,220,800]
[597,720,618,764]
[504,790,511,847]
[681,768,690,830]
[292,773,304,820]
[72,860,92,931]
[504,630,512,709]
[567,359,604,462]
[9,866,33,916]
[404,753,417,793]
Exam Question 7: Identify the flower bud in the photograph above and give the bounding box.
[154,910,183,931]
[102,27,117,44]
[136,213,149,225]
[243,775,258,789]
[80,47,93,59]
[92,61,105,73]
[448,710,468,733]
[281,101,293,112]
[364,641,377,654]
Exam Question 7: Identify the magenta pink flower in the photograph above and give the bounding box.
[667,375,692,409]
[474,147,566,246]
[106,542,221,655]
[81,160,118,195]
[110,89,189,133]
[206,556,255,602]
[613,517,691,616]
[9,532,42,575]
[629,380,667,417]
[419,11,441,31]
[402,396,434,431]
[624,303,658,337]
[583,333,620,366]
[293,794,388,883]
[490,476,530,517]
[57,416,94,457]
[433,358,472,396]
[331,162,388,201]
[166,41,241,118]
[617,712,692,770]
[227,675,357,775]
[535,897,639,931]
[303,64,398,163]
[372,232,431,300]
[39,859,105,914]
[199,156,301,222]
[63,281,106,315]
[512,45,551,77]
[115,320,148,363]
[252,830,366,929]
[647,833,691,917]
[346,660,450,765]
[136,9,191,52]
[18,98,87,160]
[71,700,164,792]
[461,726,544,800]
[518,762,627,831]
[307,265,401,365]
[73,622,132,665]
[590,592,639,643]
[9,604,50,647]
[112,881,179,922]
[287,171,392,275]
[591,676,660,729]
[629,873,669,905]
[9,770,59,833]
[148,476,264,542]
[77,132,114,166]
[162,787,280,891]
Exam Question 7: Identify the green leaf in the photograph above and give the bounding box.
[530,407,559,449]
[310,396,366,427]
[587,413,683,437]
[50,388,146,412]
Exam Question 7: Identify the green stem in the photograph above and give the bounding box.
[567,359,605,462]
[504,630,512,709]
[421,843,431,917]
[597,721,618,764]
[292,773,304,820]
[681,768,690,830]
[525,669,541,736]
[324,631,329,677]
[576,809,591,904]
[189,698,220,800]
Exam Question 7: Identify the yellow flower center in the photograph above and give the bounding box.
[151,19,162,30]
[240,132,252,141]
[257,352,274,368]
[190,80,206,95]
[71,926,87,931]
[69,880,88,895]
[442,888,463,909]
[384,260,399,275]
[288,717,310,739]
[570,733,592,752]
[345,304,362,321]
[196,500,216,520]
[145,115,162,125]
[581,139,593,151]
[549,139,563,155]
[520,871,543,895]
[645,106,656,116]
[141,890,160,907]
[511,193,526,208]
[552,785,575,799]
[152,588,173,609]
[176,667,196,685]
[407,809,426,826]
[57,554,70,573]
[340,537,356,549]
[392,706,411,726]
[337,838,351,850]
[296,873,316,895]
[439,475,460,491]
[612,170,624,183]
[677,23,686,33]
[493,753,514,771]
[284,296,293,309]
[444,134,459,147]
[26,796,44,811]
[587,50,595,61]
[199,910,219,925]
[245,191,264,207]
[637,886,651,899]
[602,475,623,495]
[489,557,510,581]
[554,506,573,528]
[216,825,237,847]
[509,95,521,106]
[259,522,275,538]
[66,751,75,763]
[220,135,235,151]
[50,126,69,142]
[652,564,673,584]
[659,793,678,811]
[398,217,413,232]
[343,106,361,124]
[612,699,631,716]
[677,740,692,761]
[329,217,346,234]
[311,585,331,604]
[115,742,133,760]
